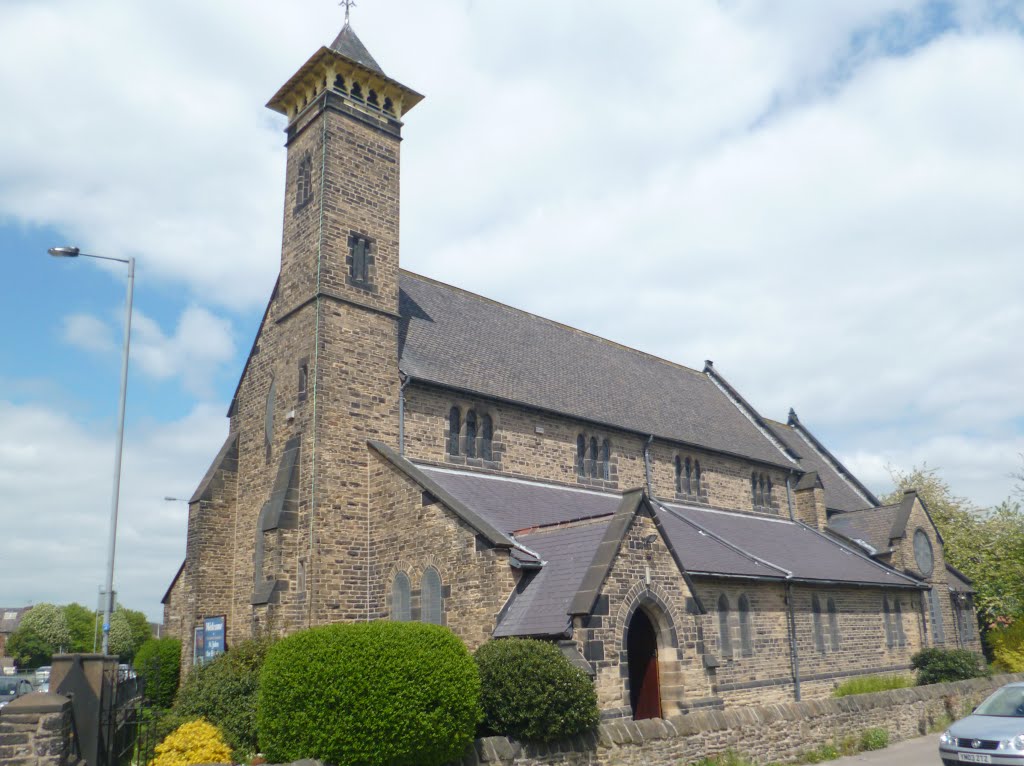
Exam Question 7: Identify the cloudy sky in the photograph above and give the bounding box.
[1,0,1022,621]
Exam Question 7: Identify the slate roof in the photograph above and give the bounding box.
[657,502,922,588]
[398,272,793,469]
[494,520,611,638]
[764,419,873,513]
[827,504,901,554]
[329,23,384,74]
[417,465,621,534]
[0,607,31,634]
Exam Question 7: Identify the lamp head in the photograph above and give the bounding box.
[48,246,80,258]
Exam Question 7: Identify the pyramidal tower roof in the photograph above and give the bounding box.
[330,22,384,75]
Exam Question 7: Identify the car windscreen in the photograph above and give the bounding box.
[976,687,1024,717]
[0,682,16,695]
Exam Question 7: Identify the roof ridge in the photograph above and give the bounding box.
[400,269,706,378]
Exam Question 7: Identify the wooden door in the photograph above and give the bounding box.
[627,609,662,719]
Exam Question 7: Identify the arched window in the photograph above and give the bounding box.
[674,456,682,493]
[694,460,702,495]
[827,598,839,650]
[738,594,753,656]
[882,596,893,648]
[391,572,411,622]
[811,594,825,653]
[751,473,759,506]
[765,477,772,507]
[601,439,611,480]
[421,568,442,625]
[576,435,586,477]
[448,407,460,456]
[465,410,478,458]
[685,458,693,495]
[297,154,313,208]
[481,414,493,461]
[717,594,732,656]
[894,600,906,646]
[333,74,348,93]
[589,437,598,479]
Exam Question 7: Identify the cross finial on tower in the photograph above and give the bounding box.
[341,0,356,24]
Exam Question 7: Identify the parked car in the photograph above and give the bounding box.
[0,677,33,708]
[34,666,50,685]
[939,682,1024,764]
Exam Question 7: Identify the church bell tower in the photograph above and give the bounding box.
[260,20,423,628]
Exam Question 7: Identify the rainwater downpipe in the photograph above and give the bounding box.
[785,472,796,521]
[643,435,654,496]
[398,374,411,455]
[786,579,802,701]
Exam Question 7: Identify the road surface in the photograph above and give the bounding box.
[830,734,940,765]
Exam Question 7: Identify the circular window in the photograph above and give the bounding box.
[913,529,934,577]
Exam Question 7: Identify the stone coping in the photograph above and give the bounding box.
[0,691,72,715]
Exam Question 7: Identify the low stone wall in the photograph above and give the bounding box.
[0,692,81,766]
[461,673,1024,766]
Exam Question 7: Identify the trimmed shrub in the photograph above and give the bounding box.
[134,637,182,709]
[257,621,480,766]
[859,727,889,751]
[174,638,271,758]
[832,673,913,697]
[150,718,232,766]
[988,620,1024,672]
[911,647,989,685]
[475,638,599,743]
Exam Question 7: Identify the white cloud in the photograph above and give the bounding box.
[63,313,115,354]
[0,399,229,620]
[62,306,236,397]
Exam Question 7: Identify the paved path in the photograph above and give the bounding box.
[828,734,939,765]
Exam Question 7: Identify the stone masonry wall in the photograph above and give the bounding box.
[368,451,516,650]
[0,694,81,766]
[403,383,789,517]
[460,673,1024,766]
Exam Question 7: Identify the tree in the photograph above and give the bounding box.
[6,603,72,668]
[63,603,99,653]
[884,464,1024,625]
[108,605,152,662]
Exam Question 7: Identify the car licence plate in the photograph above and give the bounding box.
[959,754,992,763]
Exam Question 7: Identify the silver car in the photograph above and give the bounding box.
[939,682,1024,764]
[0,677,33,708]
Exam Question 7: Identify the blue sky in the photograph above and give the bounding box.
[1,0,1022,620]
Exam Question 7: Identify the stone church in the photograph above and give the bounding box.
[163,20,981,718]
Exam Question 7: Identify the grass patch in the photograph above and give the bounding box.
[832,674,914,697]
[859,728,890,751]
[691,752,758,766]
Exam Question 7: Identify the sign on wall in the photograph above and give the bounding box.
[192,616,226,665]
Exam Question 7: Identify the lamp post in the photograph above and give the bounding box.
[48,245,135,656]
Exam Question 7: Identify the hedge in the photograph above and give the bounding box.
[174,638,271,757]
[475,638,599,743]
[911,647,989,685]
[257,621,480,766]
[133,637,181,709]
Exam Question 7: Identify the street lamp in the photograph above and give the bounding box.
[49,245,135,657]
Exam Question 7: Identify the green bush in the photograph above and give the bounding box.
[911,647,989,685]
[134,637,181,709]
[691,752,757,766]
[174,638,271,758]
[257,622,480,766]
[832,673,913,697]
[988,620,1024,672]
[475,638,599,743]
[859,728,889,751]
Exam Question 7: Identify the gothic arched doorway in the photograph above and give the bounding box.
[627,608,662,719]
